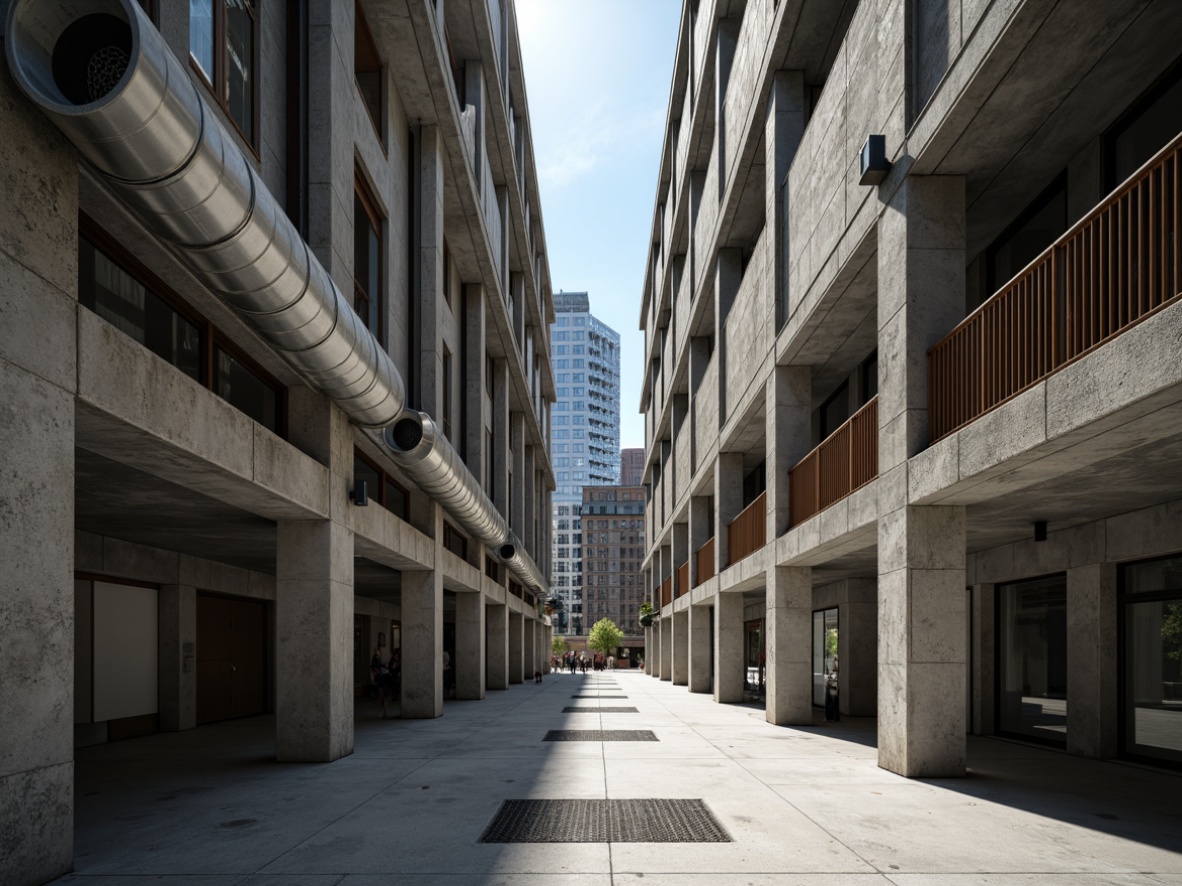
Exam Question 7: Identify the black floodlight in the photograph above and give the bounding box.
[859,134,891,185]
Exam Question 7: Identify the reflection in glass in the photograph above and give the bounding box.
[215,347,278,433]
[189,0,215,81]
[998,576,1067,743]
[744,618,764,702]
[225,0,254,142]
[813,608,838,706]
[1123,556,1182,764]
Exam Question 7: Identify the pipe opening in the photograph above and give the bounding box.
[498,544,516,561]
[52,14,132,105]
[389,416,424,452]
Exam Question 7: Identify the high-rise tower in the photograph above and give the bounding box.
[550,292,621,634]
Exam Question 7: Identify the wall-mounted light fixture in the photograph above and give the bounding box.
[1033,520,1048,542]
[351,480,369,507]
[859,135,891,186]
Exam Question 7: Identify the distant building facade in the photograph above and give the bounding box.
[620,448,645,486]
[581,485,646,657]
[550,292,621,634]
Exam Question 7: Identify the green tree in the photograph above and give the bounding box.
[588,618,624,656]
[552,636,567,656]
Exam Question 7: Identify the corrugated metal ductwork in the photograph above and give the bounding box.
[382,413,549,595]
[5,0,548,597]
[4,0,404,427]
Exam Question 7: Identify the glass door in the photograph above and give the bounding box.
[997,575,1068,744]
[743,618,764,702]
[1121,555,1182,766]
[813,608,838,707]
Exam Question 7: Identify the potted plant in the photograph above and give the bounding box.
[638,601,655,629]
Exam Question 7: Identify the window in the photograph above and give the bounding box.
[820,381,851,439]
[353,174,383,341]
[353,449,409,520]
[1106,61,1182,190]
[442,348,453,439]
[190,0,257,146]
[997,575,1068,746]
[79,221,284,435]
[985,174,1067,294]
[443,521,468,559]
[354,0,383,141]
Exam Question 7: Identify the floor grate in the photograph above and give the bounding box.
[562,706,638,713]
[570,694,628,699]
[543,730,657,742]
[480,799,730,843]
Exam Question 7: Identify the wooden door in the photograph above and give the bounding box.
[197,593,267,724]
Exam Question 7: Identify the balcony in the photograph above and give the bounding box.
[676,560,689,598]
[788,397,878,527]
[929,132,1182,443]
[695,536,715,586]
[726,491,766,567]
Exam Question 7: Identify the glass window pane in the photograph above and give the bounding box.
[998,576,1068,744]
[352,455,380,505]
[1124,556,1182,595]
[190,0,215,81]
[383,479,406,520]
[225,0,254,141]
[989,183,1066,291]
[1111,74,1182,186]
[215,347,278,432]
[1125,600,1182,760]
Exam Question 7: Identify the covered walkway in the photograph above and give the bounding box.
[56,671,1182,884]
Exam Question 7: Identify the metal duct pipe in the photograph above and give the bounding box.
[383,413,549,594]
[4,0,404,427]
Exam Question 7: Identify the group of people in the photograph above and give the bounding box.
[369,647,401,718]
[556,651,615,673]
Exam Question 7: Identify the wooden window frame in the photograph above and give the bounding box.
[189,0,260,154]
[353,171,385,345]
[79,213,286,437]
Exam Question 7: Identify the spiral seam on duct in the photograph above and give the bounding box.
[5,0,548,598]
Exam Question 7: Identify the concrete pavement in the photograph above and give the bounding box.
[54,669,1182,884]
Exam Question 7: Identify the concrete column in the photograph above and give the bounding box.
[766,70,806,329]
[1067,564,1118,758]
[524,618,536,678]
[672,393,689,503]
[969,583,995,735]
[543,624,553,673]
[276,520,354,760]
[523,445,536,558]
[400,567,443,718]
[714,15,739,197]
[715,451,744,572]
[767,365,812,538]
[491,359,510,512]
[766,566,812,725]
[0,119,77,881]
[463,284,487,480]
[455,592,486,700]
[508,611,523,684]
[659,616,672,681]
[688,603,713,692]
[510,272,526,349]
[644,625,655,675]
[486,602,509,690]
[688,496,711,587]
[673,522,689,597]
[158,584,197,732]
[841,579,879,717]
[688,170,708,290]
[464,60,485,176]
[877,506,967,776]
[418,125,446,418]
[509,408,525,538]
[715,592,745,703]
[672,610,689,686]
[688,337,712,474]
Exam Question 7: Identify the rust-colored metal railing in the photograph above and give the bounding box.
[930,131,1182,442]
[726,491,766,567]
[696,536,715,586]
[676,561,689,598]
[660,577,672,608]
[788,397,878,527]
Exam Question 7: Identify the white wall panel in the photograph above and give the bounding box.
[93,582,157,722]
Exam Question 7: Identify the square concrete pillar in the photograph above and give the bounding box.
[715,452,744,572]
[688,603,713,693]
[671,610,689,686]
[877,506,967,777]
[715,593,745,704]
[659,616,672,680]
[463,284,487,482]
[543,625,553,673]
[645,625,656,675]
[1067,564,1118,758]
[524,618,536,677]
[400,567,443,718]
[486,603,509,690]
[508,611,524,684]
[841,579,879,717]
[454,592,486,700]
[417,125,447,419]
[970,583,995,735]
[766,70,806,330]
[714,250,744,425]
[276,520,355,760]
[688,337,713,474]
[767,365,812,538]
[688,495,712,587]
[766,566,812,725]
[158,584,197,732]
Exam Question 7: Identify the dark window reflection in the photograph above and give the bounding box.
[1122,556,1182,764]
[998,575,1068,745]
[215,347,278,433]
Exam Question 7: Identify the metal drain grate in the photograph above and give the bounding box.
[544,730,657,741]
[562,706,638,713]
[570,694,628,699]
[481,799,730,843]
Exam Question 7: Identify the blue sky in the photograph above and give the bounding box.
[516,0,682,451]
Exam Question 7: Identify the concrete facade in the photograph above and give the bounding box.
[0,0,554,882]
[580,484,646,661]
[640,0,1182,780]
